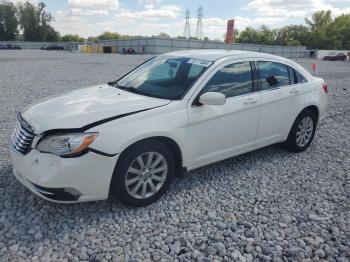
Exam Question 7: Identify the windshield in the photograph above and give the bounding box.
[113,55,212,100]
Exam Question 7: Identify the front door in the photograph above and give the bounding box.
[187,61,261,169]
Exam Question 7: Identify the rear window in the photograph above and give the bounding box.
[258,61,289,90]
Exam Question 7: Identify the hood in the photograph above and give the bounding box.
[22,84,170,134]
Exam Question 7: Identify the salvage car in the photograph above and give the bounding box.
[1,44,22,50]
[10,50,328,206]
[41,45,64,51]
[323,52,347,61]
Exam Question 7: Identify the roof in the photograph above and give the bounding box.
[164,49,313,82]
[166,49,279,62]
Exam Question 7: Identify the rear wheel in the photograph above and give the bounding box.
[285,110,317,152]
[110,141,175,206]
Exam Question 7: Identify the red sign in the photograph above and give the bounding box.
[226,19,235,44]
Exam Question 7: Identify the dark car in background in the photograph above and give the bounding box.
[323,52,347,61]
[41,45,64,51]
[0,44,22,50]
[121,47,135,55]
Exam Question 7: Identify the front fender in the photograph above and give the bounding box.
[87,103,190,167]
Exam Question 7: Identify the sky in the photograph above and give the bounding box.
[11,0,350,40]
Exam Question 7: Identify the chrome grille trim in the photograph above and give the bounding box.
[11,113,35,155]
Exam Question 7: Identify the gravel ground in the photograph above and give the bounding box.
[0,50,349,262]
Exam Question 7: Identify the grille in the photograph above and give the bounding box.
[11,114,35,155]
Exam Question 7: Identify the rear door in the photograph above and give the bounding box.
[255,61,306,147]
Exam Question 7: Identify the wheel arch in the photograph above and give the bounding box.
[116,136,185,178]
[287,104,319,139]
[303,105,319,122]
[285,105,319,152]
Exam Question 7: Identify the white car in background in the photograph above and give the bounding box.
[10,50,328,206]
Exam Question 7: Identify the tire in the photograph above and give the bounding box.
[110,140,175,207]
[285,110,317,152]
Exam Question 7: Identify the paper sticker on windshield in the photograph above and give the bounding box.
[187,58,212,67]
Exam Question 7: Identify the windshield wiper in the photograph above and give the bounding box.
[115,84,171,100]
[116,85,147,95]
[116,84,164,98]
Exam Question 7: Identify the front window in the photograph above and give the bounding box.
[201,61,253,98]
[114,56,212,100]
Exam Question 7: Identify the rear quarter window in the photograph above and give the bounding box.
[287,66,296,84]
[295,70,307,83]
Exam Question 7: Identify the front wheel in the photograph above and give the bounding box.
[285,110,317,152]
[110,141,175,206]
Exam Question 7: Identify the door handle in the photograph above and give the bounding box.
[243,98,258,105]
[290,88,301,94]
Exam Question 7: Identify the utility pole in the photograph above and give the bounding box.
[183,8,191,39]
[195,6,203,40]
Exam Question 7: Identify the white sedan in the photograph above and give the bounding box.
[10,50,328,206]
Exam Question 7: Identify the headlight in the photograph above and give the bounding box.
[36,132,98,157]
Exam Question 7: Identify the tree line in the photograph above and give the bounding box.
[0,0,349,49]
[0,1,59,41]
[235,11,350,50]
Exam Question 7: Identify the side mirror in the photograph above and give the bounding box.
[199,92,226,106]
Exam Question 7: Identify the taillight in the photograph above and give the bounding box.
[322,83,328,93]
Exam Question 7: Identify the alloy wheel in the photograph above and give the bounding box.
[296,116,314,147]
[125,152,168,199]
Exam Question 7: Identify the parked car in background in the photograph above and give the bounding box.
[0,44,22,50]
[41,45,64,51]
[127,48,135,54]
[10,50,328,206]
[323,52,347,61]
[121,47,135,55]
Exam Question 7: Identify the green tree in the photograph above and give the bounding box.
[306,10,332,32]
[87,36,98,42]
[97,31,122,40]
[18,1,59,41]
[305,10,333,49]
[45,25,60,41]
[257,25,278,45]
[0,0,18,40]
[327,14,350,49]
[236,27,259,44]
[61,34,85,42]
[276,25,310,46]
[158,32,170,38]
